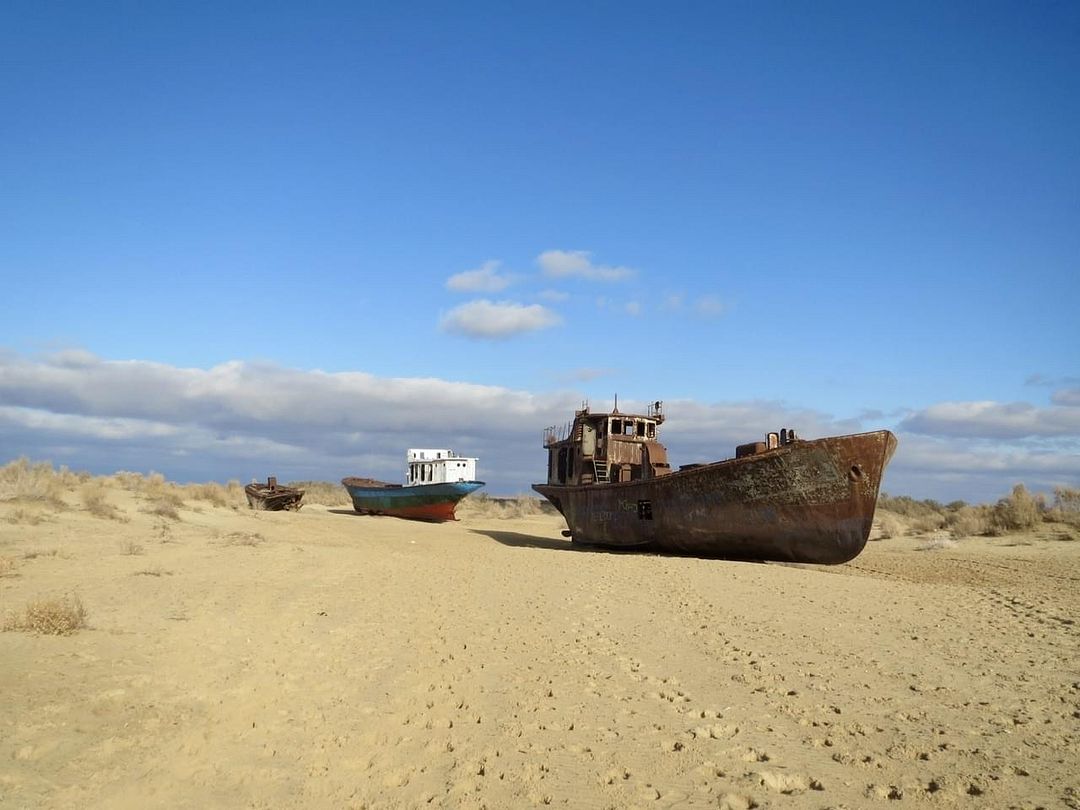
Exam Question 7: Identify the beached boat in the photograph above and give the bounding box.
[342,449,484,521]
[245,477,305,511]
[533,401,897,564]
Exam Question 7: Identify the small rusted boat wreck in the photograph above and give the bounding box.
[342,449,484,522]
[533,401,896,564]
[245,477,304,511]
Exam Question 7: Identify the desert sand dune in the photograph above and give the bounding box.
[1,475,1078,809]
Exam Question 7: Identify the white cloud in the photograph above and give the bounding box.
[661,293,684,312]
[537,250,633,282]
[694,295,727,317]
[1,350,1076,503]
[899,400,1080,439]
[439,299,561,339]
[445,260,512,293]
[1052,387,1080,407]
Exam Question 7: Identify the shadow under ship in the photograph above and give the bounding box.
[532,401,896,564]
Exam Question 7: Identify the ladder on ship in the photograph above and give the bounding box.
[592,459,610,483]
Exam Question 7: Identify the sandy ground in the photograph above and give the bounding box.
[1,485,1078,810]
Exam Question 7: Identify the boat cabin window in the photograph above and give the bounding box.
[611,419,622,436]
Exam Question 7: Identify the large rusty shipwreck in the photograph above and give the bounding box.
[532,401,897,564]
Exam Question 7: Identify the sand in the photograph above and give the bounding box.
[1,482,1078,809]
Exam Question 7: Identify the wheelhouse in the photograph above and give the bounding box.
[542,401,672,485]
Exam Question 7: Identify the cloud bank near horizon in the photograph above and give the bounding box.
[0,350,1076,502]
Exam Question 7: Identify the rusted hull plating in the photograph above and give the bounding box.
[533,430,897,564]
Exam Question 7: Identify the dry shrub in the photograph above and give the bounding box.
[111,471,145,490]
[225,480,246,509]
[0,457,65,508]
[139,473,185,520]
[221,531,264,547]
[989,484,1042,535]
[3,593,87,635]
[877,493,946,519]
[4,505,46,525]
[872,511,906,540]
[120,541,145,556]
[185,482,228,508]
[134,567,172,577]
[81,480,124,520]
[290,480,350,507]
[22,548,59,560]
[946,505,994,538]
[458,493,548,520]
[0,556,16,577]
[917,536,957,551]
[909,513,946,535]
[1046,486,1080,529]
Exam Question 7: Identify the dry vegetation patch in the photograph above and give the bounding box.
[81,480,125,520]
[0,457,67,509]
[289,480,350,507]
[0,556,17,577]
[458,493,549,520]
[221,531,264,547]
[3,593,87,636]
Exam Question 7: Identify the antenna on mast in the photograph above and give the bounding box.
[613,393,619,413]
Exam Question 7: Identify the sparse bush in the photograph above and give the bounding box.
[289,480,350,507]
[458,493,549,520]
[1046,486,1080,528]
[82,481,123,520]
[4,505,46,525]
[221,531,264,547]
[946,505,994,538]
[917,536,957,551]
[0,457,65,507]
[185,482,228,508]
[120,541,145,556]
[989,484,1042,535]
[111,471,145,490]
[872,511,906,540]
[909,513,947,535]
[225,480,246,509]
[3,593,87,635]
[139,473,184,520]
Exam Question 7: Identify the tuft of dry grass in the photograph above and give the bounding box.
[133,567,172,577]
[81,480,124,520]
[22,548,60,560]
[457,493,550,520]
[120,541,145,556]
[917,536,958,551]
[289,480,350,507]
[221,531,264,547]
[0,556,17,577]
[137,473,184,520]
[4,504,47,525]
[184,482,229,508]
[3,593,87,635]
[0,457,66,508]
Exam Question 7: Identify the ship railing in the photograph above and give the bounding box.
[543,421,572,446]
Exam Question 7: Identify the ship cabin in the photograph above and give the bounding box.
[542,401,673,486]
[405,449,478,485]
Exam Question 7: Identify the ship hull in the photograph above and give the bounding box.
[244,484,304,511]
[342,480,485,522]
[533,430,896,564]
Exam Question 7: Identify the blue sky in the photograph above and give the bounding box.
[1,1,1077,501]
